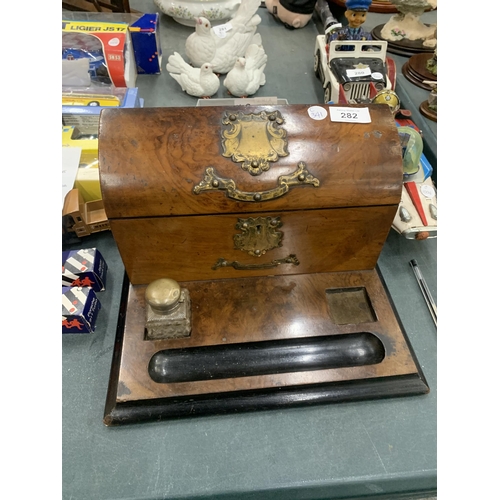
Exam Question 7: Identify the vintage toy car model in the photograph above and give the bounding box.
[393,125,437,240]
[393,176,437,240]
[62,47,111,85]
[62,93,121,107]
[314,36,396,104]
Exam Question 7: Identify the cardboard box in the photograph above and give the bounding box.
[62,19,137,88]
[129,13,162,75]
[74,167,101,203]
[62,126,101,202]
[62,87,144,131]
[62,12,162,76]
[62,248,108,291]
[62,286,101,334]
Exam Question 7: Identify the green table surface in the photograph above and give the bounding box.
[62,4,437,499]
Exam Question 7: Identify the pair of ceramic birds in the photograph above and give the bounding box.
[166,0,267,98]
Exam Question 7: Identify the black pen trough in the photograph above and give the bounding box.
[148,333,385,383]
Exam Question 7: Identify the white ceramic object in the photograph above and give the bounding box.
[223,44,267,97]
[154,0,242,27]
[184,0,263,74]
[167,52,220,97]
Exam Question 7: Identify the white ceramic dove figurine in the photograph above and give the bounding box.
[185,17,216,69]
[166,52,220,98]
[185,0,263,75]
[223,44,267,97]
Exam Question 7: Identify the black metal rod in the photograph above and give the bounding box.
[409,259,437,328]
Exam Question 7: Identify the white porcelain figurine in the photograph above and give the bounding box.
[185,0,263,74]
[223,44,267,97]
[381,0,437,48]
[154,0,242,27]
[166,52,220,98]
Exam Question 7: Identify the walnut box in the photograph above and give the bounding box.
[98,104,429,425]
[99,104,403,284]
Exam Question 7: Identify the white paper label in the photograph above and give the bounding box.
[420,184,435,198]
[372,72,383,80]
[212,23,232,38]
[329,107,371,123]
[307,106,327,120]
[62,146,82,208]
[346,67,371,78]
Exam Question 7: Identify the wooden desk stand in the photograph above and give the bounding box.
[104,269,428,425]
[99,105,429,425]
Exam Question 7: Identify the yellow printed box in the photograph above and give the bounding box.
[62,126,101,202]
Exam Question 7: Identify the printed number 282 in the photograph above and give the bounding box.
[340,112,358,119]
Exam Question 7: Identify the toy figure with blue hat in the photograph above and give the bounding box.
[328,0,373,44]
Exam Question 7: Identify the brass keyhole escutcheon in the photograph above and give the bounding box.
[233,216,283,257]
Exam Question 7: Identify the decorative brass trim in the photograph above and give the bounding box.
[234,217,283,257]
[212,254,300,271]
[221,110,289,176]
[193,162,320,202]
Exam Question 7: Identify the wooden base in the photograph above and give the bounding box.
[402,53,437,91]
[104,270,429,425]
[372,25,435,57]
[419,101,437,122]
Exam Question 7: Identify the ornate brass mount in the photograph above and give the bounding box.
[193,162,320,202]
[212,254,299,271]
[234,216,283,257]
[221,110,289,176]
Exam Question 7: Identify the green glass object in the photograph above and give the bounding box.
[398,126,423,177]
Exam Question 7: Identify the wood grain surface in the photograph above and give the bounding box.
[110,270,422,403]
[98,104,403,218]
[109,205,395,284]
[98,104,402,284]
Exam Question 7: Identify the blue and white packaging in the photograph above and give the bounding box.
[62,286,101,334]
[62,247,108,291]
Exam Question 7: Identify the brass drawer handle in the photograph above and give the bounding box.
[212,254,300,271]
[193,162,319,202]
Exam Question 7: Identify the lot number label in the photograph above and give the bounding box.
[329,107,371,123]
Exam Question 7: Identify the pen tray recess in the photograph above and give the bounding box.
[149,333,385,383]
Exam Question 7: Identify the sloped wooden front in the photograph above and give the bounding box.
[109,206,395,284]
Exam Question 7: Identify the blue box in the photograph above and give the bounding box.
[129,13,162,75]
[62,286,101,334]
[62,248,108,291]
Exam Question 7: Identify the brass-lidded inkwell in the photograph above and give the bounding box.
[145,278,191,340]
